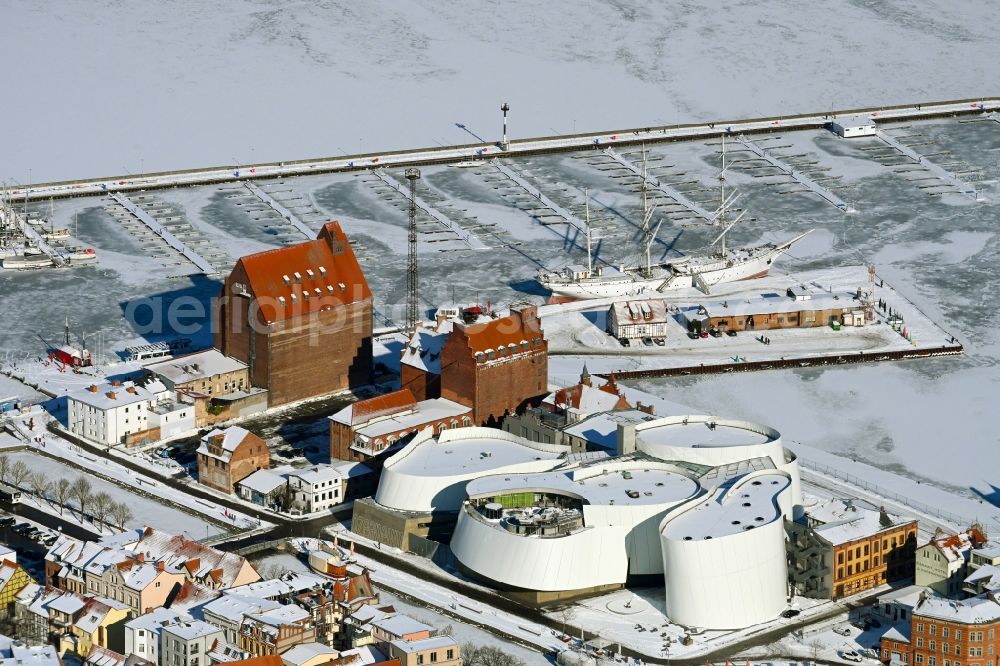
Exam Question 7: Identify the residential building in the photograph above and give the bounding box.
[46,528,261,608]
[147,349,249,397]
[540,367,632,422]
[83,645,128,666]
[279,642,339,666]
[0,559,35,617]
[286,463,373,513]
[399,325,447,402]
[877,586,928,625]
[607,299,671,340]
[329,389,471,464]
[215,222,373,407]
[439,304,548,426]
[161,619,225,666]
[196,426,270,494]
[239,604,314,657]
[908,593,1000,666]
[368,615,431,645]
[68,379,194,447]
[917,527,987,597]
[146,349,266,426]
[13,585,57,645]
[201,592,281,648]
[385,636,460,666]
[0,635,61,666]
[235,470,289,510]
[60,596,130,659]
[124,607,186,665]
[787,498,918,599]
[683,286,865,333]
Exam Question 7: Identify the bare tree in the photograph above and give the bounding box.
[70,477,93,519]
[0,455,9,484]
[53,478,72,516]
[91,492,114,530]
[109,502,133,531]
[259,563,289,580]
[9,461,30,489]
[557,606,577,635]
[28,473,52,503]
[461,644,526,666]
[810,638,825,661]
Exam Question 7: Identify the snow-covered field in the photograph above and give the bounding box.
[2,1,998,183]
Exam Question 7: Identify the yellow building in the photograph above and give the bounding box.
[61,597,130,659]
[0,560,35,615]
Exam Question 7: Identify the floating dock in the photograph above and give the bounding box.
[108,192,218,274]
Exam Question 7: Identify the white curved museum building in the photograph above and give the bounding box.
[368,413,802,628]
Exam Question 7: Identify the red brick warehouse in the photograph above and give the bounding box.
[215,222,372,407]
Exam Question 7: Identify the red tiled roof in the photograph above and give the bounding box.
[457,307,544,356]
[350,389,417,426]
[236,222,371,324]
[225,656,283,666]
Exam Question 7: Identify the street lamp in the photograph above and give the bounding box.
[500,103,510,150]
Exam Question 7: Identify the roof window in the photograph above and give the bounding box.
[278,296,286,305]
[338,282,346,291]
[282,275,291,285]
[327,285,335,293]
[306,269,315,278]
[290,293,297,302]
[318,266,327,275]
[293,271,302,282]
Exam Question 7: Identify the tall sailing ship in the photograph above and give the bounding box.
[537,138,810,299]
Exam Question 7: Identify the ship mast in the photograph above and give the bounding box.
[584,188,593,274]
[719,134,728,257]
[639,146,658,277]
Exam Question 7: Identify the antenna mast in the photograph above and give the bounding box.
[405,168,421,332]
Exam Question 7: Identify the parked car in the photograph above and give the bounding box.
[653,337,666,346]
[13,523,33,535]
[686,331,700,340]
[781,608,801,618]
[619,338,631,347]
[726,329,737,337]
[699,330,709,338]
[641,337,654,347]
[709,328,722,338]
[0,517,16,527]
[863,617,882,629]
[839,650,863,662]
[833,625,853,636]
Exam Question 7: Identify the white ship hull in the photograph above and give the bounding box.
[2,254,53,270]
[538,232,810,300]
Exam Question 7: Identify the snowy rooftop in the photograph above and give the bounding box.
[370,614,433,637]
[124,607,186,632]
[610,299,671,325]
[146,349,246,385]
[349,398,471,441]
[68,379,162,410]
[466,461,699,508]
[388,430,565,478]
[807,498,913,546]
[198,426,258,458]
[203,593,280,622]
[637,416,776,449]
[561,409,657,451]
[399,322,452,374]
[915,595,1000,624]
[247,604,310,626]
[660,472,790,540]
[697,290,859,319]
[279,643,338,666]
[288,462,372,485]
[162,619,221,640]
[389,636,457,654]
[236,469,286,495]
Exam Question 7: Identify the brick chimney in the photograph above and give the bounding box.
[156,561,164,572]
[89,385,98,393]
[126,387,137,395]
[106,391,117,400]
[112,380,122,387]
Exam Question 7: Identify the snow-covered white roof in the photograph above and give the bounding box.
[832,115,876,128]
[236,469,286,495]
[68,380,156,410]
[697,290,856,319]
[966,564,1000,592]
[370,614,433,637]
[203,593,280,622]
[279,642,338,666]
[466,461,699,508]
[125,607,186,632]
[162,619,221,641]
[561,409,655,450]
[882,624,911,643]
[353,398,470,440]
[399,322,452,374]
[48,593,86,615]
[338,645,387,666]
[389,635,457,654]
[225,578,294,599]
[661,472,790,540]
[197,426,259,461]
[245,604,309,627]
[288,462,373,486]
[609,299,670,325]
[388,429,565,478]
[915,594,1000,624]
[146,349,247,385]
[807,499,913,546]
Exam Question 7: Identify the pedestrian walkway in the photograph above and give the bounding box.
[491,159,589,235]
[108,192,218,274]
[874,129,979,200]
[734,136,853,212]
[603,148,716,223]
[243,181,315,240]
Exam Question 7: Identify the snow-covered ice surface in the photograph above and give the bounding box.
[2,1,999,182]
[0,116,998,507]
